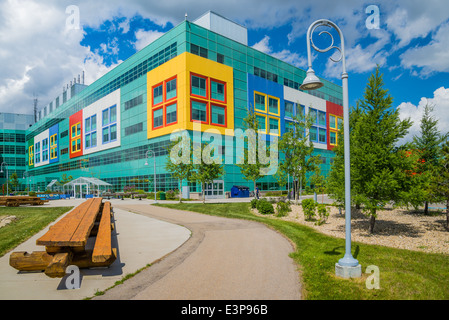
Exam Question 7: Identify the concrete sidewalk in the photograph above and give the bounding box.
[94,203,302,300]
[0,200,191,300]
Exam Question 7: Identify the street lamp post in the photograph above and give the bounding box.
[145,150,157,204]
[1,162,9,196]
[300,19,361,278]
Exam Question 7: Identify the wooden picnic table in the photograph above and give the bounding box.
[0,196,49,207]
[9,197,117,278]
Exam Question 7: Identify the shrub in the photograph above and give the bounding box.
[276,201,291,217]
[302,198,317,221]
[250,198,258,209]
[257,198,274,214]
[316,204,329,225]
[166,190,176,200]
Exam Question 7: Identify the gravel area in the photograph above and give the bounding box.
[253,203,449,255]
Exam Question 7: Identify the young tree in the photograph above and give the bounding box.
[431,138,449,230]
[329,66,413,233]
[9,172,19,192]
[237,108,266,198]
[165,135,194,203]
[278,108,319,204]
[190,142,225,204]
[412,103,445,214]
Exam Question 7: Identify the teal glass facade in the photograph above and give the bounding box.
[20,15,343,196]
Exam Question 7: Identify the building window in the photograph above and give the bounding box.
[319,128,326,143]
[42,138,49,161]
[49,134,57,159]
[330,131,337,145]
[217,53,224,64]
[191,44,208,58]
[165,78,177,101]
[151,76,178,130]
[211,80,225,102]
[191,75,207,97]
[71,123,81,153]
[318,111,326,126]
[153,84,163,105]
[255,93,266,112]
[102,105,117,144]
[28,145,34,166]
[269,118,279,135]
[211,105,226,126]
[256,114,266,133]
[125,94,144,111]
[309,108,318,124]
[84,115,97,149]
[188,72,228,128]
[285,101,294,118]
[191,100,208,123]
[34,142,41,163]
[296,104,305,117]
[309,127,317,142]
[153,108,164,128]
[124,122,144,136]
[268,97,279,115]
[329,115,336,129]
[166,103,177,125]
[254,67,278,83]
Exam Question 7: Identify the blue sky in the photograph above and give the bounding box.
[0,0,448,142]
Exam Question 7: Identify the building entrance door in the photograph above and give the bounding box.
[204,180,224,199]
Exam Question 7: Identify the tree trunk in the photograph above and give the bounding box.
[179,179,183,203]
[202,182,205,204]
[369,212,376,234]
[254,180,257,199]
[446,199,449,231]
[424,201,429,215]
[294,180,298,205]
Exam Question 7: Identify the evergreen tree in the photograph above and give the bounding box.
[412,103,444,214]
[329,66,413,233]
[431,138,449,230]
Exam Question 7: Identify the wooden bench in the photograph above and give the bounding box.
[0,196,49,207]
[9,197,117,278]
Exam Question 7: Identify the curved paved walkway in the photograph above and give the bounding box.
[94,204,302,300]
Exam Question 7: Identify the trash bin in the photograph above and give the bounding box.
[160,192,166,200]
[230,185,250,198]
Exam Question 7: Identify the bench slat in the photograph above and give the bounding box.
[92,201,112,263]
[36,199,98,247]
[70,197,103,246]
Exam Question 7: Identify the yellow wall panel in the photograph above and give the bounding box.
[147,52,234,139]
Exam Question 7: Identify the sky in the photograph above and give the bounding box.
[0,0,448,143]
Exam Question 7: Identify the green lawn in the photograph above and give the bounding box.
[156,202,449,300]
[0,206,72,257]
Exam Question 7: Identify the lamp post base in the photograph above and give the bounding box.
[335,263,362,279]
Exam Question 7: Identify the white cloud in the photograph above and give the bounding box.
[1,0,449,114]
[251,35,307,68]
[133,29,164,51]
[397,87,449,145]
[399,22,449,77]
[323,29,391,79]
